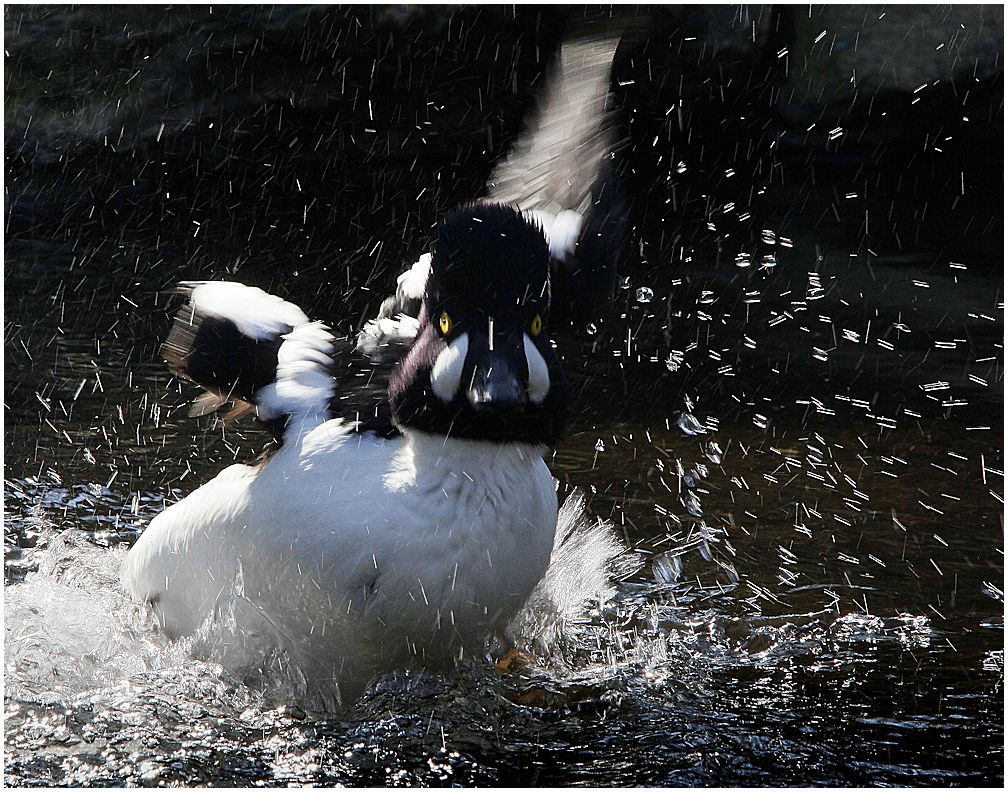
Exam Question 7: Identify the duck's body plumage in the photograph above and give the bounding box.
[123,424,556,680]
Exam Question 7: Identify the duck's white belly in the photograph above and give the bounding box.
[122,423,556,682]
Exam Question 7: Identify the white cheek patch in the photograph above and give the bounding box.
[430,333,469,402]
[524,334,550,404]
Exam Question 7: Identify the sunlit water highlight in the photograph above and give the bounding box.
[6,411,1002,785]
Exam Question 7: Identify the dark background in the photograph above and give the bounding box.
[4,5,1004,786]
[7,4,1003,428]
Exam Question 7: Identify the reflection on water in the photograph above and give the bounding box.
[4,5,1004,787]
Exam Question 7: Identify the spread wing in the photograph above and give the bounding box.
[161,281,396,444]
[358,22,632,356]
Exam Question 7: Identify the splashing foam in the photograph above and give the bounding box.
[5,491,640,712]
[6,496,937,716]
[506,489,643,661]
[5,531,166,703]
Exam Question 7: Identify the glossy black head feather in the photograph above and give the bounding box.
[425,202,552,322]
[389,202,567,446]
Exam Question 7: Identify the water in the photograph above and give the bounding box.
[5,6,1004,786]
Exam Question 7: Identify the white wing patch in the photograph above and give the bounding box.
[355,314,421,359]
[528,209,584,261]
[185,281,309,339]
[397,252,431,301]
[430,333,470,403]
[257,321,336,427]
[524,334,550,404]
[355,254,429,359]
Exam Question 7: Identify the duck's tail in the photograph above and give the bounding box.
[161,281,337,442]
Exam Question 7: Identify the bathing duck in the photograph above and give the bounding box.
[122,24,630,705]
[122,203,566,703]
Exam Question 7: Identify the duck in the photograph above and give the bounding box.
[121,23,631,707]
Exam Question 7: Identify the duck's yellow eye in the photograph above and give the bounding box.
[530,313,543,337]
[439,311,453,335]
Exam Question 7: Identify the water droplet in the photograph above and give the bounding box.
[697,537,714,560]
[677,412,707,436]
[685,490,704,517]
[619,276,631,290]
[705,442,723,465]
[586,322,597,336]
[595,438,605,452]
[635,286,654,304]
[652,553,683,583]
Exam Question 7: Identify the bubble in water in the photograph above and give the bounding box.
[586,322,597,335]
[620,276,631,290]
[595,438,605,453]
[635,287,654,304]
[676,161,687,174]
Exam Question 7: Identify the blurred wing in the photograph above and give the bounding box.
[160,282,339,440]
[355,254,428,361]
[358,23,630,353]
[161,282,308,416]
[486,28,624,256]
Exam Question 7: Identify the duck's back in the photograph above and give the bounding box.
[122,421,557,677]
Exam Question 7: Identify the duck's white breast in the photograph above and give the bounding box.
[122,422,556,677]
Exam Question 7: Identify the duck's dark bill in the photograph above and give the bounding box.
[467,355,525,409]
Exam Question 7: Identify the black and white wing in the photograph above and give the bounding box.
[358,23,631,356]
[354,255,427,361]
[485,27,625,265]
[161,281,379,444]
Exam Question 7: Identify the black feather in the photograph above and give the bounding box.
[161,308,285,405]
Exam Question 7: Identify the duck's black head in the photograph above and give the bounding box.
[389,202,567,446]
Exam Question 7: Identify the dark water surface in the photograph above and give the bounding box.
[5,6,1004,786]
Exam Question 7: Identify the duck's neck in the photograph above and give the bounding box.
[383,429,550,509]
[400,428,548,468]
